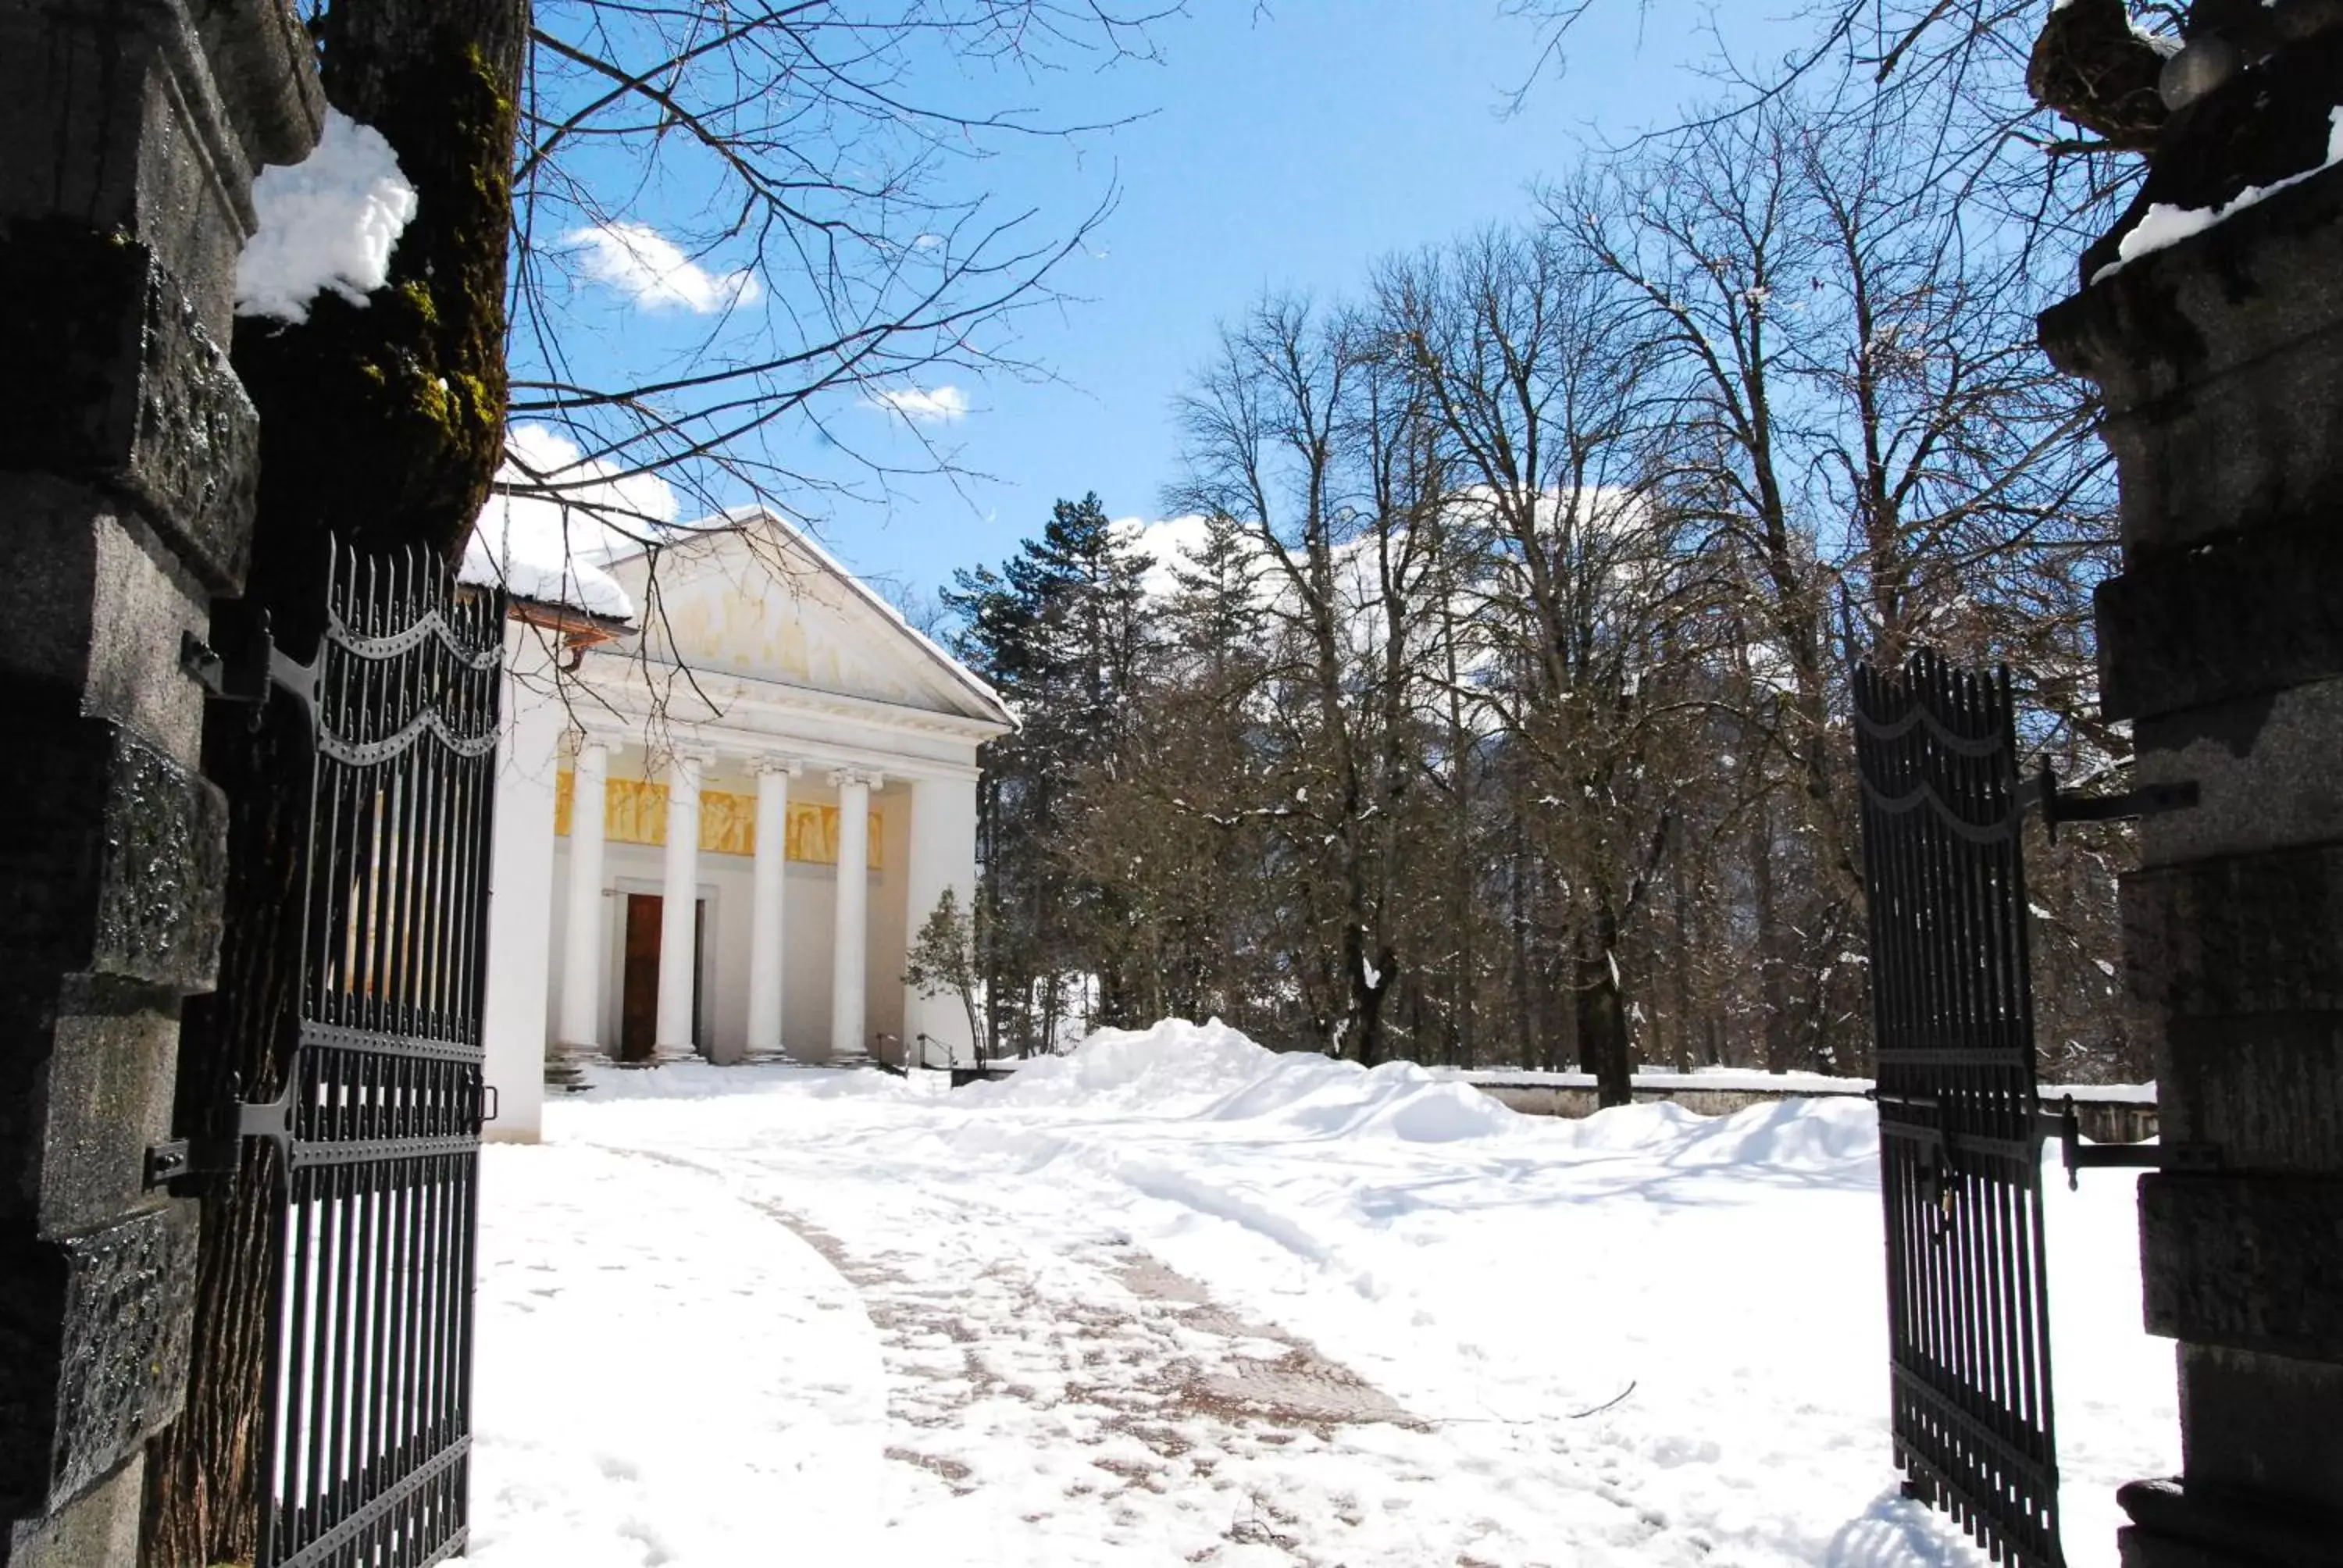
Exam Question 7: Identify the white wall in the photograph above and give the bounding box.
[781,859,835,1059]
[482,626,564,1142]
[900,775,979,1063]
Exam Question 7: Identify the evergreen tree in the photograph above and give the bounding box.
[944,494,1152,1053]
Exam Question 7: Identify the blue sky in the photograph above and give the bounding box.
[534,2,1794,602]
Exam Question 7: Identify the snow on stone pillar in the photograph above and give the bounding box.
[482,622,564,1141]
[904,772,981,1067]
[829,768,880,1063]
[746,757,798,1063]
[556,733,609,1062]
[654,747,711,1063]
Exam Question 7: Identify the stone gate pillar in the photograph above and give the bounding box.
[2040,46,2343,1566]
[0,2,320,1559]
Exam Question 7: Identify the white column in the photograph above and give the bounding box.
[482,622,563,1142]
[654,747,711,1063]
[745,757,798,1062]
[829,768,880,1063]
[904,773,982,1068]
[556,734,609,1060]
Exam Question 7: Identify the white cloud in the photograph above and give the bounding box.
[565,221,761,314]
[497,423,680,543]
[866,384,971,424]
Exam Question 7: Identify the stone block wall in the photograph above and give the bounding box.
[0,1,320,1559]
[2042,148,2343,1567]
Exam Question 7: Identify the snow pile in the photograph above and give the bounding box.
[1450,1064,1870,1095]
[2096,106,2343,281]
[1196,1050,1521,1143]
[1551,1093,1880,1170]
[965,1018,1271,1114]
[458,426,655,622]
[968,1020,1523,1142]
[235,110,418,325]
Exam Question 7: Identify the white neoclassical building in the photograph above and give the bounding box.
[467,511,1011,1141]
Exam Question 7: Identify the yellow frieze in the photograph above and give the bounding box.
[555,772,880,868]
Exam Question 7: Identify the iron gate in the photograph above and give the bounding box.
[1852,652,2062,1568]
[254,543,504,1567]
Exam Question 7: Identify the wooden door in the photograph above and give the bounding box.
[619,893,662,1061]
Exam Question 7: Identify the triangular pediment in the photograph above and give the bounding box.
[602,514,1009,727]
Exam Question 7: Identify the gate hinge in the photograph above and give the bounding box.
[143,1130,241,1195]
[180,626,269,706]
[143,1074,296,1195]
[180,605,322,730]
[2038,1096,2219,1190]
[2023,758,2199,845]
[144,1139,193,1188]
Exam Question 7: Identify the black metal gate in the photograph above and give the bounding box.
[253,543,504,1567]
[1852,651,2062,1568]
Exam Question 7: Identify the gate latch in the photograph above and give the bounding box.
[2023,758,2199,845]
[2038,1096,2220,1190]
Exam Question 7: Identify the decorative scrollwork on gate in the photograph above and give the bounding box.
[1853,651,2063,1568]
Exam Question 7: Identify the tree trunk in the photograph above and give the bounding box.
[1574,910,1633,1109]
[140,702,308,1568]
[142,5,524,1561]
[1752,799,1795,1077]
[1669,854,1696,1074]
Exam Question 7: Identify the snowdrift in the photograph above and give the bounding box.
[968,1017,1878,1169]
[971,1018,1514,1142]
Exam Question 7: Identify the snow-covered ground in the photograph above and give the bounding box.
[469,1021,2176,1567]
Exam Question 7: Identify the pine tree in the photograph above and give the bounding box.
[943,494,1152,1052]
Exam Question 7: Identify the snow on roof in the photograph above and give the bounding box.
[2095,106,2343,283]
[458,426,672,625]
[459,506,635,624]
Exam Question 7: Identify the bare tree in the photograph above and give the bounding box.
[1169,298,1450,1064]
[1382,230,1698,1102]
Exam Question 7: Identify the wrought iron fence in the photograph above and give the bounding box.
[257,543,503,1568]
[1852,651,2063,1568]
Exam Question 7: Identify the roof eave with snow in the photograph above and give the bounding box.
[505,592,636,646]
